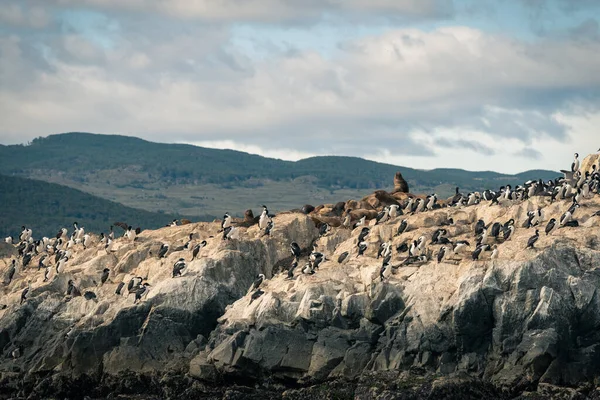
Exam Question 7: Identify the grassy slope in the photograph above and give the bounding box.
[0,174,210,238]
[0,132,560,217]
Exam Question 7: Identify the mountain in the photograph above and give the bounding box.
[0,174,210,238]
[0,132,559,216]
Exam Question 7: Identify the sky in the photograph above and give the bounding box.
[0,0,599,174]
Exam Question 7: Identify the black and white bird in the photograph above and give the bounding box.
[357,242,368,257]
[474,219,486,237]
[353,216,366,228]
[375,206,390,225]
[388,204,401,219]
[337,251,349,263]
[526,230,540,249]
[437,246,446,264]
[545,218,556,235]
[259,205,269,230]
[43,266,51,282]
[133,283,151,304]
[380,260,392,281]
[127,276,143,294]
[301,263,315,275]
[66,279,80,297]
[490,245,499,260]
[22,252,32,268]
[396,241,409,253]
[101,268,110,285]
[572,152,580,172]
[342,211,352,229]
[56,256,68,274]
[20,281,31,304]
[115,282,125,295]
[377,242,391,259]
[471,244,489,260]
[287,260,298,279]
[358,227,370,243]
[249,289,265,304]
[503,225,515,241]
[38,255,47,271]
[172,258,186,277]
[192,240,207,260]
[396,220,409,236]
[250,274,265,292]
[264,219,274,236]
[222,226,236,240]
[560,204,580,226]
[319,223,331,236]
[126,226,137,242]
[221,213,233,230]
[290,242,302,259]
[158,243,170,259]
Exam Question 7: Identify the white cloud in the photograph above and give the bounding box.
[50,0,453,22]
[0,4,50,28]
[1,9,600,173]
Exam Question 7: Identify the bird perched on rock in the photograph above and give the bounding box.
[249,289,265,304]
[396,220,408,236]
[221,213,232,231]
[83,291,97,301]
[20,281,31,304]
[526,230,540,249]
[115,282,125,295]
[287,260,298,280]
[172,258,186,277]
[222,226,236,240]
[572,152,580,172]
[100,268,110,285]
[375,206,390,225]
[358,227,370,243]
[263,219,274,236]
[290,242,302,259]
[134,283,151,304]
[472,244,489,260]
[192,240,207,260]
[377,242,391,259]
[258,205,270,230]
[319,223,331,237]
[380,260,392,281]
[66,280,81,297]
[490,245,499,260]
[357,242,368,257]
[127,276,143,294]
[158,243,169,259]
[545,218,556,236]
[337,251,349,264]
[437,246,446,264]
[249,274,265,292]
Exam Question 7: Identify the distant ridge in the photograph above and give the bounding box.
[0,174,210,238]
[0,132,558,191]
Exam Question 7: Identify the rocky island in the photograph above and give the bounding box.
[1,154,600,399]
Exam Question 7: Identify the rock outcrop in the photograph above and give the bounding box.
[2,158,600,399]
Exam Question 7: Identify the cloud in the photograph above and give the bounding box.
[1,2,599,173]
[435,138,495,156]
[0,3,50,28]
[514,147,543,160]
[47,0,454,23]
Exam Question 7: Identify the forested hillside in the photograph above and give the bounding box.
[0,174,209,238]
